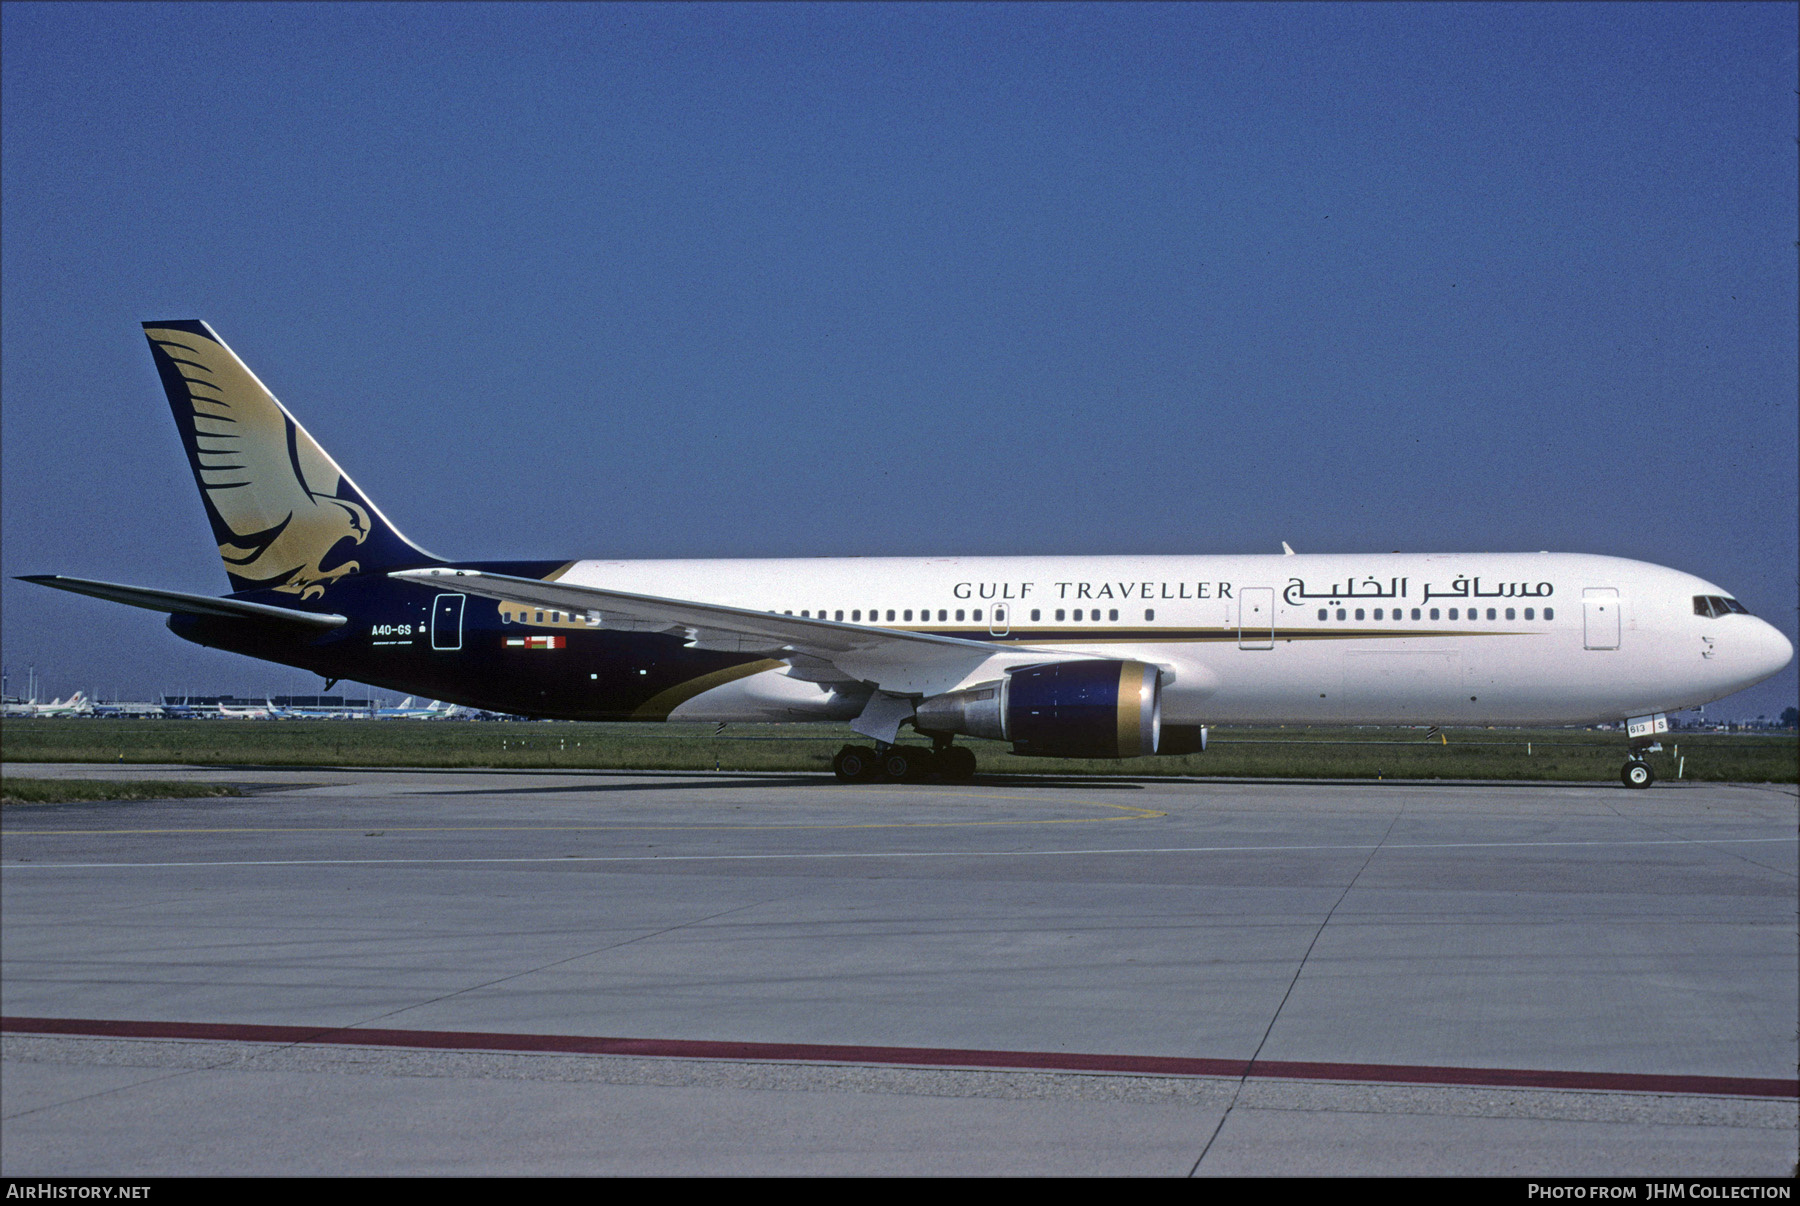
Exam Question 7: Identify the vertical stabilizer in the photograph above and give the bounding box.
[143,321,441,598]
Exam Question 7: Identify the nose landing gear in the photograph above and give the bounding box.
[1620,712,1669,789]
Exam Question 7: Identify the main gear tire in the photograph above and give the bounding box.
[833,745,878,782]
[938,746,977,781]
[880,747,934,782]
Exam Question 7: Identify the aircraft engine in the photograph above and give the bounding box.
[912,659,1162,759]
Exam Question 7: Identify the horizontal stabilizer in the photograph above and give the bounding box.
[19,575,347,629]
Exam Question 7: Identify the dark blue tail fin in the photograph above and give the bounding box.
[143,321,442,600]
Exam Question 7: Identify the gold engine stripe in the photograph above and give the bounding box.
[1115,661,1147,757]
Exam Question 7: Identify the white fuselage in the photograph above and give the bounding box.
[545,551,1792,727]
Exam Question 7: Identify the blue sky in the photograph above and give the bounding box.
[3,2,1795,717]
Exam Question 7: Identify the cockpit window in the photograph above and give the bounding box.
[1693,595,1751,618]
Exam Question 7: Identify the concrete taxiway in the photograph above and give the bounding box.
[2,763,1795,1176]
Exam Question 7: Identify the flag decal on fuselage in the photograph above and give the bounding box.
[505,635,565,649]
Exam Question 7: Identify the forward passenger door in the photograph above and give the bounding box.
[1238,587,1274,650]
[1583,588,1620,651]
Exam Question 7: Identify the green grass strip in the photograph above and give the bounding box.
[3,719,1793,782]
[0,777,243,806]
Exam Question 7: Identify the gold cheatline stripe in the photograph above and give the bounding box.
[542,561,579,582]
[828,628,1526,643]
[631,659,786,720]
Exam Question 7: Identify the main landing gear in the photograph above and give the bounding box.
[833,741,977,783]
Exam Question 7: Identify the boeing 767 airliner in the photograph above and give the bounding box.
[22,322,1793,786]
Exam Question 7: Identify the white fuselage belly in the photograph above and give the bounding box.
[555,552,1791,728]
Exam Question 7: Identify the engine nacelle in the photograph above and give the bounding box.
[913,659,1163,759]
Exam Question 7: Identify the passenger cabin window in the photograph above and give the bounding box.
[1109,609,1119,621]
[1145,609,1155,621]
[1318,609,1328,620]
[1031,609,1041,621]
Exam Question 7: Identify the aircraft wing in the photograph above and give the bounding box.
[20,575,347,629]
[389,567,1071,695]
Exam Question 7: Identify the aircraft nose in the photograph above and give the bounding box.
[1750,618,1795,682]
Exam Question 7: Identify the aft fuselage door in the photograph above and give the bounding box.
[431,593,466,651]
[1238,587,1275,650]
[1583,587,1620,650]
[989,603,1010,637]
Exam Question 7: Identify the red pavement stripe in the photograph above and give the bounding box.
[4,1015,1793,1099]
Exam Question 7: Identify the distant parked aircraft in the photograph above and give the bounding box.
[373,697,462,719]
[2,692,93,718]
[215,699,276,720]
[270,701,367,719]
